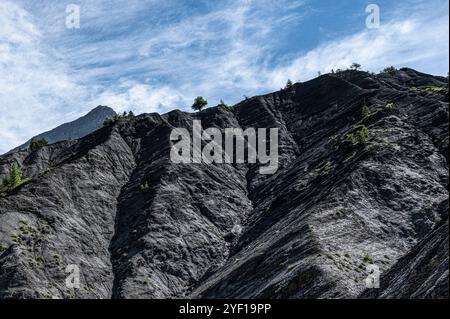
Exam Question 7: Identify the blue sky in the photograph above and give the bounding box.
[0,0,449,153]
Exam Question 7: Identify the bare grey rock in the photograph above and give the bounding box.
[0,68,448,299]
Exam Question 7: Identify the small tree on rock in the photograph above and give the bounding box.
[192,96,208,111]
[30,138,48,152]
[285,79,294,89]
[362,104,371,119]
[382,66,397,74]
[10,163,22,188]
[0,163,28,193]
[350,63,362,71]
[218,99,228,108]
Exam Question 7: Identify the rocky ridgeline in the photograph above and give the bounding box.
[0,68,448,299]
[6,105,116,154]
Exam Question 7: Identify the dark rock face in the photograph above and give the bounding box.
[0,69,448,299]
[6,106,116,154]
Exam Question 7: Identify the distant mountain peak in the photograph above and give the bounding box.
[6,106,116,154]
[90,105,114,113]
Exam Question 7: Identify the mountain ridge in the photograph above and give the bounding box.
[0,68,448,299]
[6,105,116,154]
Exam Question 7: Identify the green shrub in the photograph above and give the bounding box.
[385,101,394,110]
[362,104,371,119]
[0,163,30,193]
[104,111,135,126]
[192,96,208,111]
[350,63,361,71]
[418,86,448,95]
[382,66,397,74]
[218,99,228,108]
[363,254,374,263]
[140,182,150,191]
[285,79,294,89]
[30,138,48,152]
[10,163,22,188]
[219,99,236,113]
[347,125,369,144]
[323,162,332,174]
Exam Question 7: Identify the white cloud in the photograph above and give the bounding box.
[0,0,448,153]
[267,16,449,88]
[90,81,189,115]
[0,1,87,152]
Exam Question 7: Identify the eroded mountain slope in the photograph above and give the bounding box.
[0,68,448,299]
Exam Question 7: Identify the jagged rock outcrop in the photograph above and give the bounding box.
[0,68,448,299]
[6,106,116,154]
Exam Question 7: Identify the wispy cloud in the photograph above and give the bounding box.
[270,14,449,85]
[0,1,87,152]
[0,0,448,153]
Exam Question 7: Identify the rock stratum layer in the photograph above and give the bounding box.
[0,68,448,299]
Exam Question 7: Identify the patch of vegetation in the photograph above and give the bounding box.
[0,243,5,252]
[385,101,394,110]
[218,99,229,108]
[346,125,369,144]
[192,96,208,111]
[30,138,48,152]
[418,86,448,95]
[226,105,237,113]
[322,162,333,174]
[0,163,30,194]
[13,219,51,269]
[219,99,237,113]
[285,79,294,89]
[350,63,362,71]
[103,111,135,126]
[362,104,372,119]
[140,181,150,191]
[363,254,374,264]
[382,66,397,74]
